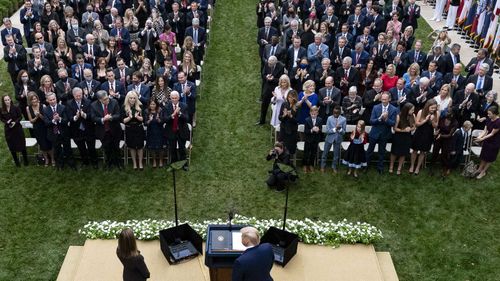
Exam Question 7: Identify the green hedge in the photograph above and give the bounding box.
[0,0,23,22]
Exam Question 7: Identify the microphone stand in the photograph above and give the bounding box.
[168,160,187,227]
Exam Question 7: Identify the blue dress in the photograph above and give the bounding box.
[297,92,319,124]
[145,110,164,150]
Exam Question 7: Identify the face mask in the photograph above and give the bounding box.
[72,25,78,29]
[87,9,92,12]
[21,77,29,83]
[300,64,308,69]
[85,76,92,82]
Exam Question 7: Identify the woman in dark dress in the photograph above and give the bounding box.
[0,95,28,167]
[430,112,458,176]
[40,2,60,31]
[409,99,439,175]
[26,93,54,166]
[145,99,164,168]
[342,120,368,178]
[151,76,172,108]
[278,90,299,155]
[116,228,150,281]
[389,103,416,175]
[475,91,498,129]
[95,57,108,84]
[14,70,37,119]
[475,106,500,179]
[122,91,145,170]
[359,59,378,95]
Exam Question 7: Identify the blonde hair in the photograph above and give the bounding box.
[408,63,420,77]
[124,91,142,113]
[279,74,291,89]
[241,227,260,246]
[181,51,196,73]
[302,80,315,92]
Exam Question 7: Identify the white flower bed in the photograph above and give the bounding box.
[79,214,383,246]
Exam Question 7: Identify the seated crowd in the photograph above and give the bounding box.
[1,0,213,170]
[256,0,499,179]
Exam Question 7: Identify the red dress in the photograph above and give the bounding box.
[381,74,399,92]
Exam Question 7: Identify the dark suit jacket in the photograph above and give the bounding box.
[3,44,27,73]
[161,101,190,140]
[78,79,102,101]
[405,49,427,66]
[55,78,79,103]
[172,81,196,114]
[334,66,360,93]
[43,103,69,142]
[184,26,206,47]
[27,58,50,86]
[1,28,23,46]
[66,97,94,138]
[369,14,386,37]
[467,74,493,95]
[185,9,206,27]
[369,103,398,140]
[114,67,133,86]
[351,50,370,69]
[127,83,151,105]
[166,12,186,37]
[284,29,304,48]
[347,14,366,36]
[408,85,435,110]
[66,28,86,53]
[109,27,131,59]
[421,71,443,93]
[33,42,55,61]
[100,80,126,103]
[452,90,479,122]
[286,46,307,73]
[389,87,410,107]
[330,46,352,68]
[443,73,466,95]
[71,63,93,82]
[442,53,461,74]
[257,26,279,48]
[356,34,375,52]
[263,43,285,63]
[388,50,408,76]
[90,98,122,140]
[232,243,274,281]
[20,8,40,40]
[305,116,324,143]
[335,32,354,48]
[465,57,494,77]
[138,28,158,51]
[261,62,285,96]
[82,43,101,65]
[318,86,342,119]
[402,3,421,29]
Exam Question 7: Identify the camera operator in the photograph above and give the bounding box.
[266,142,296,192]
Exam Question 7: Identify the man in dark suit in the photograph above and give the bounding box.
[156,57,178,88]
[402,0,420,30]
[330,36,351,70]
[20,0,40,47]
[186,1,206,28]
[67,87,98,168]
[103,8,119,30]
[322,6,340,35]
[161,91,190,170]
[351,42,370,70]
[335,24,354,48]
[258,56,285,125]
[335,57,360,96]
[71,54,93,83]
[82,34,101,67]
[368,5,385,38]
[172,71,196,125]
[389,78,410,108]
[405,39,426,66]
[109,18,131,63]
[27,46,50,88]
[3,35,27,84]
[363,78,383,123]
[383,0,403,21]
[370,33,390,70]
[232,226,274,281]
[318,76,342,121]
[422,46,445,73]
[303,106,323,172]
[464,48,494,77]
[407,77,435,111]
[467,63,494,97]
[166,2,186,44]
[139,20,158,63]
[356,26,375,52]
[286,37,307,74]
[66,18,86,55]
[450,121,473,169]
[284,19,304,48]
[257,17,279,59]
[43,93,75,170]
[79,69,101,101]
[55,68,79,103]
[441,43,461,74]
[452,83,480,125]
[263,36,285,63]
[443,63,466,96]
[127,71,151,105]
[1,18,23,46]
[347,5,366,37]
[313,58,335,89]
[32,32,55,64]
[114,57,133,87]
[388,42,407,76]
[421,61,443,94]
[91,91,122,169]
[366,93,398,173]
[184,18,206,63]
[100,68,126,104]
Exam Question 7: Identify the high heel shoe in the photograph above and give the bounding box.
[396,169,401,175]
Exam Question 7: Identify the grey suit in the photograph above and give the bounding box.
[321,114,347,169]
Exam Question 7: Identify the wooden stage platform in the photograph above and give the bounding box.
[57,240,399,281]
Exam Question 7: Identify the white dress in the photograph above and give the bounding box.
[434,95,452,116]
[270,87,291,127]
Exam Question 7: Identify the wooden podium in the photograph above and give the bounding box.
[205,225,246,281]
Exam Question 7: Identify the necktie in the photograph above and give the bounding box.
[271,46,275,56]
[379,44,382,54]
[103,104,110,131]
[399,90,402,98]
[326,89,332,112]
[89,45,92,56]
[356,53,360,64]
[414,52,418,62]
[265,27,269,39]
[454,76,458,82]
[383,105,388,113]
[475,61,481,74]
[452,55,456,65]
[52,106,59,134]
[172,104,179,132]
[340,47,343,57]
[193,29,198,44]
[477,77,483,89]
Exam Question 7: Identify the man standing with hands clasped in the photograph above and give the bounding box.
[232,227,274,281]
[365,93,398,174]
[321,106,346,173]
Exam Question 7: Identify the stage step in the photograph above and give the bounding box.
[377,252,399,281]
[56,246,83,281]
[60,240,398,281]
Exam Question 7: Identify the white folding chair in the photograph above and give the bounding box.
[295,124,305,166]
[20,121,38,156]
[470,129,484,157]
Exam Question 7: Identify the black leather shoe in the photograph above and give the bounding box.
[255,121,264,126]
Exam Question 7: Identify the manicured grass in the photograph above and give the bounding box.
[0,2,499,280]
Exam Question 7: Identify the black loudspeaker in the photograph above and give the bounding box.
[260,226,299,267]
[159,223,203,264]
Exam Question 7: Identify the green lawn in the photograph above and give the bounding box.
[0,1,499,280]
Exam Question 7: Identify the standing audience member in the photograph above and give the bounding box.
[26,92,53,166]
[297,80,319,124]
[429,112,458,176]
[122,91,144,170]
[303,106,322,173]
[450,121,472,170]
[342,86,363,125]
[389,103,415,175]
[320,106,346,173]
[145,99,164,168]
[343,120,368,178]
[279,90,299,155]
[365,93,398,174]
[258,56,284,125]
[0,95,28,167]
[475,106,500,179]
[409,99,439,175]
[270,75,292,127]
[266,142,294,191]
[161,91,189,170]
[116,228,150,281]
